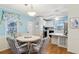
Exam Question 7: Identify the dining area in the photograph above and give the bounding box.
[6,33,45,54]
[3,10,47,54]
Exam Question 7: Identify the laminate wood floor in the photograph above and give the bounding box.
[0,43,68,54]
[0,49,14,54]
[44,43,68,54]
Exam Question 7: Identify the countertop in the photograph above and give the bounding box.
[49,33,67,37]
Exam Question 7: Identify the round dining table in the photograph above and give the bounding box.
[16,35,41,53]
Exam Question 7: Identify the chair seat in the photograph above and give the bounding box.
[32,39,44,53]
[33,45,40,51]
[18,46,27,53]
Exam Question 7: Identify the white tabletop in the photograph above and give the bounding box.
[16,35,40,42]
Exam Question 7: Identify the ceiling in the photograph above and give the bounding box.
[0,4,68,18]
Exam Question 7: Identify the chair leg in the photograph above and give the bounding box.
[28,43,33,54]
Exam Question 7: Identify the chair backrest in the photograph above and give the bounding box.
[7,37,19,53]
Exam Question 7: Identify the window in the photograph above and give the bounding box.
[54,16,68,33]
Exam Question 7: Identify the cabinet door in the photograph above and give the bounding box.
[51,36,58,45]
[59,37,68,48]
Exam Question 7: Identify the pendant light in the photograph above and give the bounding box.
[27,4,36,16]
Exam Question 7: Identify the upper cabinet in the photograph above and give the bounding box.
[45,20,54,27]
[43,16,68,34]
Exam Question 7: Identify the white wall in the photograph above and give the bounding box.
[68,5,79,53]
[33,17,46,35]
[0,37,9,51]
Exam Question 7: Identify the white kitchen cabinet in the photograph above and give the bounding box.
[50,33,68,48]
[51,36,58,45]
[58,37,67,48]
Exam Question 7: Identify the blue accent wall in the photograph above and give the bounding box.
[0,9,5,37]
[0,8,34,37]
[18,14,34,33]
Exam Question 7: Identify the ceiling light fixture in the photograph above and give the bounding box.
[26,4,36,16]
[27,11,36,16]
[55,17,59,20]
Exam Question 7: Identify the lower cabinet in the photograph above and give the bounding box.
[51,35,68,48]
